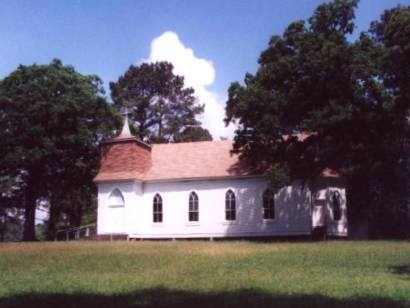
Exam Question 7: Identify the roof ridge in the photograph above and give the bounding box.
[151,139,232,146]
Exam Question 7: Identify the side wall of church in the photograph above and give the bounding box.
[97,177,317,238]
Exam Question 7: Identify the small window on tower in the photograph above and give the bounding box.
[108,189,125,207]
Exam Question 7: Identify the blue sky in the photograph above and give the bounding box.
[1,0,408,138]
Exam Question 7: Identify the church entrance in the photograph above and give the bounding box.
[107,188,126,234]
[107,206,125,233]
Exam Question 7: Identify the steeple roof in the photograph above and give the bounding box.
[117,113,132,139]
[99,113,151,148]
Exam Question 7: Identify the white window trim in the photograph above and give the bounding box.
[108,204,125,208]
[262,218,276,224]
[262,189,276,221]
[108,188,125,208]
[185,222,200,226]
[153,192,163,224]
[187,191,199,223]
[329,190,342,222]
[225,188,237,222]
[222,221,237,226]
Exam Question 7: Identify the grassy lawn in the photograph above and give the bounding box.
[0,241,409,308]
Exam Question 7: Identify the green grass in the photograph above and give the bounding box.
[0,241,409,307]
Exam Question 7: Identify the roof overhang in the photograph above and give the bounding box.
[100,136,151,150]
[94,174,266,184]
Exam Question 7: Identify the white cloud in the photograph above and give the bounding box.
[143,31,235,140]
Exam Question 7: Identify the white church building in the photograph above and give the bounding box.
[94,118,348,239]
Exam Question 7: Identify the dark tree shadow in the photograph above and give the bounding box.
[0,288,408,308]
[391,265,410,279]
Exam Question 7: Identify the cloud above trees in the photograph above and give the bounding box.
[143,31,235,139]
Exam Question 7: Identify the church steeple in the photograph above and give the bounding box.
[118,112,132,138]
[95,109,152,183]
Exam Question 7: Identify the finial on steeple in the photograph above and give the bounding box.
[119,108,132,138]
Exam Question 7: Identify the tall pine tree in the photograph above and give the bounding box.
[110,62,206,143]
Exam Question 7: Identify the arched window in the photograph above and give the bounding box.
[188,192,199,221]
[153,194,163,223]
[108,188,125,207]
[263,189,275,219]
[225,190,236,221]
[331,191,342,221]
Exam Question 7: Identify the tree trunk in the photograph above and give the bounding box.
[46,196,61,240]
[23,188,37,241]
[346,169,371,239]
[158,115,163,140]
[0,212,5,242]
[69,202,82,228]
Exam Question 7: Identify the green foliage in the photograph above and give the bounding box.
[0,175,24,241]
[225,1,410,236]
[174,126,213,143]
[0,207,23,242]
[0,58,118,184]
[370,5,410,98]
[35,223,46,241]
[0,59,120,240]
[0,241,409,307]
[110,62,205,143]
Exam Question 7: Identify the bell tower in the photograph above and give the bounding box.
[94,113,152,183]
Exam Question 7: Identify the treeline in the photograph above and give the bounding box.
[0,61,211,241]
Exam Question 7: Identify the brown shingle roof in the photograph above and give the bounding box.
[94,140,253,182]
[145,140,253,181]
[94,138,152,182]
[94,139,340,183]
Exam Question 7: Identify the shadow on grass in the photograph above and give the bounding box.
[0,288,408,308]
[391,265,410,278]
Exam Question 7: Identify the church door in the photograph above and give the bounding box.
[108,206,125,233]
[107,189,126,233]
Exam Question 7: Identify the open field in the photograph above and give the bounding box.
[0,241,409,308]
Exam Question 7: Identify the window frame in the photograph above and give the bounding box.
[153,193,163,223]
[108,188,125,208]
[263,189,275,220]
[331,191,342,221]
[188,192,199,222]
[225,189,236,221]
